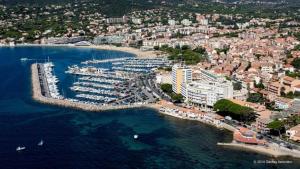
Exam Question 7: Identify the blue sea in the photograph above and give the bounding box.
[0,46,298,169]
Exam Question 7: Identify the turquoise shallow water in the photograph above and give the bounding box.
[0,46,299,169]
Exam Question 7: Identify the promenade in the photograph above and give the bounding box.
[31,63,151,112]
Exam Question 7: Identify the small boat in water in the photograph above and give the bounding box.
[16,146,26,152]
[38,140,44,146]
[20,58,29,62]
[134,134,139,140]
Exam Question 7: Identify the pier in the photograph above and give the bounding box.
[31,63,151,112]
[81,57,131,64]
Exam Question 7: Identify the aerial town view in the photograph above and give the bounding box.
[1,0,300,168]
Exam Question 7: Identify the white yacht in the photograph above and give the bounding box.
[20,58,29,62]
[38,140,44,146]
[16,146,26,152]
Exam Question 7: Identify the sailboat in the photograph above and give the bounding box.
[38,139,44,146]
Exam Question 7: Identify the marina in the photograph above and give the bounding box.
[78,76,123,84]
[70,86,125,97]
[73,82,115,89]
[2,46,297,169]
[31,63,152,111]
[37,62,63,99]
[31,51,170,110]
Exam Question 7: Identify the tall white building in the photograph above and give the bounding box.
[181,68,233,107]
[172,64,192,94]
[182,80,233,107]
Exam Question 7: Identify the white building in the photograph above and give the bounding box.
[181,80,233,107]
[196,69,225,82]
[286,124,300,142]
[181,19,192,26]
[132,18,142,25]
[168,19,176,26]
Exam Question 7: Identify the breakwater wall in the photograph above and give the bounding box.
[31,63,151,112]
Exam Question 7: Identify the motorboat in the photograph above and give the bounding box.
[38,140,44,146]
[16,146,26,152]
[20,58,29,62]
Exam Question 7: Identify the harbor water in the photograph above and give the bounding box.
[0,46,299,169]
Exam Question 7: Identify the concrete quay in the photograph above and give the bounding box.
[31,63,151,112]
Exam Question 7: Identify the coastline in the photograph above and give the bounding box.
[31,63,152,112]
[25,44,300,159]
[150,102,300,159]
[12,43,163,59]
[80,45,163,58]
[218,142,300,158]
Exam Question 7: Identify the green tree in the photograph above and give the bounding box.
[254,80,265,89]
[247,93,265,103]
[160,84,172,94]
[170,93,183,103]
[292,58,300,70]
[233,82,242,90]
[214,99,256,122]
[267,120,285,137]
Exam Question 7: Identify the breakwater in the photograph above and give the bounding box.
[31,63,150,112]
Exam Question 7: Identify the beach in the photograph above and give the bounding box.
[82,45,164,58]
[15,44,164,59]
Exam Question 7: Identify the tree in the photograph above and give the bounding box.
[291,58,300,70]
[170,93,183,103]
[160,84,172,94]
[254,80,264,89]
[233,82,242,90]
[247,93,264,103]
[214,99,256,122]
[267,120,285,137]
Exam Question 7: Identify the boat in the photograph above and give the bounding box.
[20,58,29,62]
[134,134,139,140]
[16,146,26,152]
[38,140,44,146]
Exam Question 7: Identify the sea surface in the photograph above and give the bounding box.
[0,46,299,169]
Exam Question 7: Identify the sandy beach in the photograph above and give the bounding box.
[15,44,164,59]
[82,45,164,58]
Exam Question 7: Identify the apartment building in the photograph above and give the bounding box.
[172,64,192,94]
[181,80,233,107]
